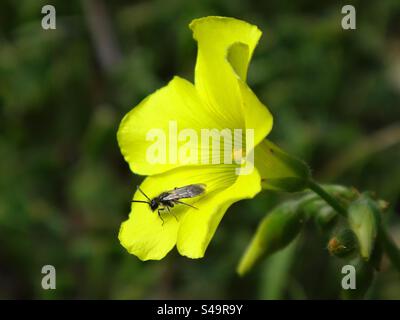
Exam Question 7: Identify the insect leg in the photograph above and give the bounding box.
[157,208,165,226]
[174,200,198,209]
[162,206,178,222]
[166,206,179,222]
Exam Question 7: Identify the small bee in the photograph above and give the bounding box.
[131,184,206,225]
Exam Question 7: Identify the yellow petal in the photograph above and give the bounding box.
[118,18,273,177]
[190,16,261,83]
[177,167,261,258]
[238,79,273,146]
[117,76,228,176]
[119,209,179,261]
[190,16,273,147]
[119,164,243,260]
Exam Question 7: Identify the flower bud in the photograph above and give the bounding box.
[327,228,357,258]
[314,205,338,231]
[341,257,374,299]
[237,201,304,276]
[296,194,338,231]
[348,194,381,260]
[377,199,389,212]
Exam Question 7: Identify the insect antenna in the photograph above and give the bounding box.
[131,200,150,204]
[137,186,152,201]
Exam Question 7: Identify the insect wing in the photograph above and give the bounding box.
[161,184,206,201]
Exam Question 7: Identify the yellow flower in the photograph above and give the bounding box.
[117,16,306,261]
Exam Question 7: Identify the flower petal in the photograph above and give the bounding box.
[118,17,273,177]
[238,79,273,146]
[177,167,261,258]
[190,16,273,147]
[119,164,242,260]
[119,207,178,261]
[117,76,229,176]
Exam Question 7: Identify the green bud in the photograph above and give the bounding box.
[327,228,357,258]
[256,140,311,192]
[341,257,374,300]
[295,192,339,231]
[348,194,381,260]
[237,201,304,276]
[314,205,338,231]
[377,199,389,212]
[300,197,325,215]
[323,185,358,200]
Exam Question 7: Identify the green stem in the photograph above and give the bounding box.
[307,180,347,217]
[380,226,400,273]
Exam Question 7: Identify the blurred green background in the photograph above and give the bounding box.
[1,0,399,299]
